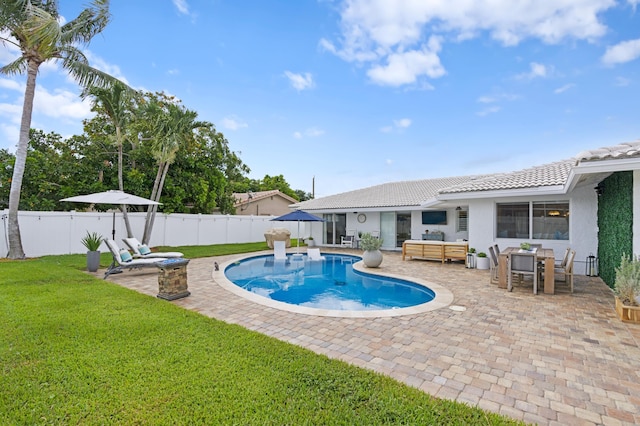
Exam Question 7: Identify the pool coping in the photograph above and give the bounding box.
[213,251,454,318]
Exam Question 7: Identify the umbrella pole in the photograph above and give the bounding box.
[297,221,300,253]
[112,211,116,240]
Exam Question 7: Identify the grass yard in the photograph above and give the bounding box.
[1,244,523,425]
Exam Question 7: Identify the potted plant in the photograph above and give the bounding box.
[613,254,640,323]
[476,251,490,270]
[360,232,383,268]
[81,231,104,272]
[520,242,531,251]
[305,236,315,247]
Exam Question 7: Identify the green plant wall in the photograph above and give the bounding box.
[597,171,633,287]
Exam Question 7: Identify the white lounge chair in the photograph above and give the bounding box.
[307,248,325,261]
[104,239,167,279]
[122,237,184,258]
[273,240,287,260]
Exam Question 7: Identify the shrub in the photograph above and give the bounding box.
[359,233,383,251]
[477,252,487,258]
[614,254,640,306]
[80,231,104,251]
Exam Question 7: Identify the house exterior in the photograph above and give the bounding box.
[292,141,640,283]
[233,190,298,216]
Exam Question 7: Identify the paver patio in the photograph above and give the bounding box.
[103,249,640,426]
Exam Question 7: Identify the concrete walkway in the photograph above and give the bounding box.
[103,249,640,426]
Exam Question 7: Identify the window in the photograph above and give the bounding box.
[496,201,569,240]
[457,210,468,232]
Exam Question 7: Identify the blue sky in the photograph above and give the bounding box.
[1,1,640,198]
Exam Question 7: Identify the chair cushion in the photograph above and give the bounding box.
[119,249,132,263]
[138,244,151,255]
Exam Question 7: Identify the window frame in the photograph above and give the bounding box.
[496,201,569,240]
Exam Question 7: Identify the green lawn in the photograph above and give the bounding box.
[0,244,523,425]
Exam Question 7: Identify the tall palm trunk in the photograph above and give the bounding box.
[7,59,39,259]
[142,160,165,244]
[115,125,133,237]
[143,161,170,245]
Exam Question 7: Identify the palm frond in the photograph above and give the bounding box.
[60,0,110,45]
[0,56,28,76]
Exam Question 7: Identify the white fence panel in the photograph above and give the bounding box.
[0,210,301,258]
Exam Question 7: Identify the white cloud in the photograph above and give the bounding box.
[554,83,575,94]
[476,106,501,117]
[0,78,22,92]
[167,69,180,75]
[393,118,412,128]
[615,76,631,86]
[173,0,189,15]
[0,123,19,152]
[602,39,640,66]
[476,93,520,104]
[293,127,324,138]
[379,125,393,133]
[284,71,315,91]
[324,0,615,87]
[516,62,551,80]
[221,115,248,130]
[367,43,445,86]
[34,87,93,119]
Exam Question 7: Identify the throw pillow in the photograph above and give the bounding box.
[119,249,132,263]
[138,244,151,255]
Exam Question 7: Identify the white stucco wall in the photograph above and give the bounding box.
[467,184,598,275]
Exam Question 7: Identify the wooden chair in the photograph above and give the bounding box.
[555,247,571,268]
[555,250,576,293]
[508,252,538,294]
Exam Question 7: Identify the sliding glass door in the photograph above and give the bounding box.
[323,213,346,245]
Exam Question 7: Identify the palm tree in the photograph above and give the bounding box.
[141,100,204,244]
[1,0,118,259]
[84,82,137,237]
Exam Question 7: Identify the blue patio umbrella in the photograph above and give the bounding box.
[271,210,324,253]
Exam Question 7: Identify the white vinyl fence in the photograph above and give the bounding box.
[0,210,307,258]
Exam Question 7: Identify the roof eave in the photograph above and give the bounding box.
[435,185,567,201]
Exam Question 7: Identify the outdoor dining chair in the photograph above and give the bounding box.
[488,246,500,285]
[554,250,576,293]
[508,252,538,294]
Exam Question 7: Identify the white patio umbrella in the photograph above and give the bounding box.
[60,190,160,240]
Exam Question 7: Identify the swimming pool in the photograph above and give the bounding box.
[217,252,453,318]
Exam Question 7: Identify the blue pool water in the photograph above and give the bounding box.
[224,253,435,311]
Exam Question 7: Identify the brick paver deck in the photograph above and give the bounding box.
[103,249,640,426]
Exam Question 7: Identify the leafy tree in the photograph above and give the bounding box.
[0,0,118,259]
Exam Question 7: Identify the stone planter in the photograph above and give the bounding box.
[86,250,101,272]
[476,256,490,270]
[362,249,383,268]
[615,296,640,323]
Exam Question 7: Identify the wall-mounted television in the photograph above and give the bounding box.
[422,210,447,225]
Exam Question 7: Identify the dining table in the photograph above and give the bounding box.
[498,247,556,294]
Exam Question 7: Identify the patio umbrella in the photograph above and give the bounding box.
[61,190,160,240]
[271,209,324,253]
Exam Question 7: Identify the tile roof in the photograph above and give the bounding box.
[292,140,640,211]
[575,140,640,162]
[438,160,574,194]
[233,190,297,206]
[293,176,490,210]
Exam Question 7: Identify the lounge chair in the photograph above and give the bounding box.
[307,248,325,261]
[104,239,167,279]
[273,240,287,260]
[122,237,184,258]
